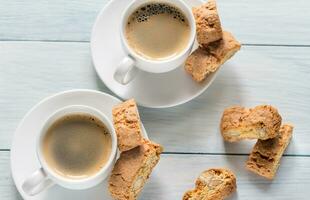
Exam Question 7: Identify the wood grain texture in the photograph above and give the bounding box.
[0,0,107,42]
[0,0,309,45]
[2,151,310,199]
[1,42,310,155]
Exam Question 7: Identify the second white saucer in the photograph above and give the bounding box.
[10,90,148,200]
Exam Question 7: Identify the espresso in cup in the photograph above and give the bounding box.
[125,2,191,60]
[42,113,112,179]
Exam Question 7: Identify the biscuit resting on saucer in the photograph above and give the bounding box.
[109,139,163,200]
[185,31,241,82]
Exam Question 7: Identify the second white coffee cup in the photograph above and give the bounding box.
[21,105,117,196]
[114,0,196,85]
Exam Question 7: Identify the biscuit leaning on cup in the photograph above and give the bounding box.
[112,99,143,152]
[192,0,223,47]
[110,99,163,200]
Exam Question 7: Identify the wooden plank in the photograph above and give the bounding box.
[0,0,107,42]
[2,151,310,199]
[1,42,310,155]
[0,152,22,200]
[217,0,310,45]
[0,0,309,45]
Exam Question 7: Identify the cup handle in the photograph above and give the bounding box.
[114,56,139,85]
[22,168,54,196]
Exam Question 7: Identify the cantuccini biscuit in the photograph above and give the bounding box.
[112,99,142,152]
[185,31,241,82]
[109,139,163,200]
[183,168,236,200]
[193,0,223,46]
[220,105,282,142]
[246,124,294,179]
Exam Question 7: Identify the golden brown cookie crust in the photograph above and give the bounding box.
[109,139,163,200]
[183,168,237,200]
[193,0,223,46]
[246,124,294,179]
[112,99,143,152]
[185,31,241,82]
[220,105,282,142]
[206,31,241,63]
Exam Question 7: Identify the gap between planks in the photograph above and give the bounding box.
[0,39,310,47]
[1,149,310,157]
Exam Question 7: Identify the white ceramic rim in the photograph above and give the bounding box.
[36,105,117,187]
[91,0,216,109]
[119,0,196,65]
[10,89,122,192]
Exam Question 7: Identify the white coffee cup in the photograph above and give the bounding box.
[114,0,196,85]
[21,105,117,196]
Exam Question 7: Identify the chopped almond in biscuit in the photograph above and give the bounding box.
[220,105,282,142]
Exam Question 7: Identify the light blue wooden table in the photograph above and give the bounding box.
[1,0,310,199]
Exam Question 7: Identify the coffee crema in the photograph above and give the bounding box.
[125,3,191,60]
[42,113,112,179]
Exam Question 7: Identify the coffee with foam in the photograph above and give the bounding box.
[125,3,191,60]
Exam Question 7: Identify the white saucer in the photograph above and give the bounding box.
[10,89,148,200]
[91,0,220,108]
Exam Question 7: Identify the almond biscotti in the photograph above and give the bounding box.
[109,139,163,200]
[193,0,223,47]
[246,124,293,179]
[183,168,236,200]
[185,31,241,82]
[220,105,282,142]
[112,99,143,152]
